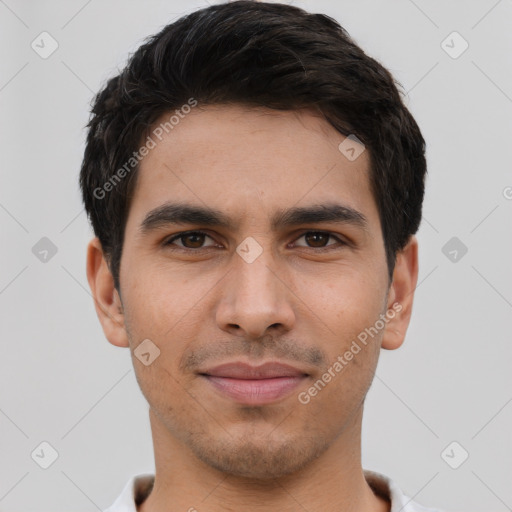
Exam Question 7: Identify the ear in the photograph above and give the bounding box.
[381,235,419,350]
[86,237,129,348]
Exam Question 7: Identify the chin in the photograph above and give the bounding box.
[188,430,330,480]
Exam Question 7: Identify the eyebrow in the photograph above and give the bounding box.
[139,201,368,234]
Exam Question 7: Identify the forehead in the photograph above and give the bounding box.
[127,104,378,232]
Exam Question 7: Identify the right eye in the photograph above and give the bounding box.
[164,230,219,250]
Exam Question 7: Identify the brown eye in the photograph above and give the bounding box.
[165,231,216,249]
[294,231,344,249]
[180,233,206,248]
[305,232,330,247]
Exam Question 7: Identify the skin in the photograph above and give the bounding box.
[87,104,418,512]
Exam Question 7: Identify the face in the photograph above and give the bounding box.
[88,104,417,480]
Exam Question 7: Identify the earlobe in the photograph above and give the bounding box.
[381,236,419,351]
[86,237,129,348]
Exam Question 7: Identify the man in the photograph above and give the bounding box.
[81,1,443,511]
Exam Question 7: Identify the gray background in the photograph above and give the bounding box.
[1,0,511,511]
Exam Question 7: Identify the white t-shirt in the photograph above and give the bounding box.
[103,470,445,512]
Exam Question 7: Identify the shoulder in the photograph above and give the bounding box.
[103,474,155,512]
[364,469,446,512]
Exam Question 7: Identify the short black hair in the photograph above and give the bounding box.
[80,0,427,291]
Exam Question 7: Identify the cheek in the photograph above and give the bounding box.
[298,269,386,403]
[301,268,386,338]
[121,260,207,342]
[124,292,199,425]
[120,270,197,402]
[298,297,383,425]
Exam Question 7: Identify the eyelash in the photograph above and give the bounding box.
[163,230,347,252]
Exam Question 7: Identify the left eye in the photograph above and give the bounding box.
[293,231,344,249]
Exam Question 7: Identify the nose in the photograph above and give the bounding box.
[216,248,296,339]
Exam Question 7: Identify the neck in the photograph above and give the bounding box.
[139,405,390,512]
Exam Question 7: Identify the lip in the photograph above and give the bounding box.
[199,362,309,405]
